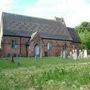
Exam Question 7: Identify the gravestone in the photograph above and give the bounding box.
[69,51,72,58]
[79,50,83,58]
[63,50,67,59]
[73,49,77,60]
[83,49,87,58]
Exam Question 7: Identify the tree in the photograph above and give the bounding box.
[75,22,90,49]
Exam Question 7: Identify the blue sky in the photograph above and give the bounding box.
[0,0,90,27]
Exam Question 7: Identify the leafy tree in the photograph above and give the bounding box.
[75,22,90,49]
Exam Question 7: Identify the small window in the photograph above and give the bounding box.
[47,42,52,50]
[11,40,17,48]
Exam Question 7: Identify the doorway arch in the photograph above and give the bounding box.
[34,44,40,56]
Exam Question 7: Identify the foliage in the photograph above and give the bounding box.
[0,57,90,90]
[75,21,90,49]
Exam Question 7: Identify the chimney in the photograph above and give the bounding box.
[55,17,66,25]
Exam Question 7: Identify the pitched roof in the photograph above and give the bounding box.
[2,12,72,40]
[67,27,81,43]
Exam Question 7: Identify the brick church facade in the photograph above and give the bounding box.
[0,12,81,57]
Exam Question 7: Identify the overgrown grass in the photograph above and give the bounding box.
[0,57,90,90]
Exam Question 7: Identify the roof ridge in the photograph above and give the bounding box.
[2,12,62,24]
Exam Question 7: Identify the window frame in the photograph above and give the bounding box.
[11,39,17,48]
[47,42,52,50]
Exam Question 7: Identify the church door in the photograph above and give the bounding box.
[34,44,40,56]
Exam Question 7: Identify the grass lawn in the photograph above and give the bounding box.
[0,57,90,90]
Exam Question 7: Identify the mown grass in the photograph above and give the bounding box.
[0,57,90,69]
[0,57,90,90]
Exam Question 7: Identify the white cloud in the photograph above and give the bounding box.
[0,0,12,47]
[0,0,13,17]
[25,0,90,27]
[0,0,12,12]
[0,0,90,27]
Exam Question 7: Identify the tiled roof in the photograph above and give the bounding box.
[67,27,81,43]
[2,12,73,40]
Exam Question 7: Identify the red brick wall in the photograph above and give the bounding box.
[41,39,73,56]
[1,36,29,56]
[0,36,81,57]
[2,36,20,56]
[28,38,80,56]
[20,37,30,56]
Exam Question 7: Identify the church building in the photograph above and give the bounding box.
[0,12,81,57]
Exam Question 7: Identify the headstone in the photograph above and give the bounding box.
[84,49,87,58]
[69,51,72,58]
[73,49,77,60]
[72,49,74,59]
[79,50,83,58]
[63,50,67,59]
[60,50,63,57]
[79,50,81,58]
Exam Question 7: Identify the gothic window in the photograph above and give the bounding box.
[11,40,17,48]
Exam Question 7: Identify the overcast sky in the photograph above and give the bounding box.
[0,0,90,27]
